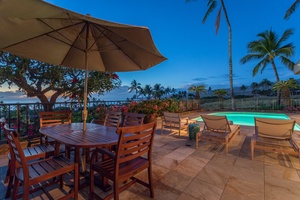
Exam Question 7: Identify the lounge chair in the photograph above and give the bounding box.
[251,117,299,160]
[160,112,192,135]
[196,115,240,154]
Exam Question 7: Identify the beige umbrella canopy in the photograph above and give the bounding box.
[0,0,166,131]
[294,60,300,74]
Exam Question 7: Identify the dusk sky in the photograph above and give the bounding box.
[1,0,300,102]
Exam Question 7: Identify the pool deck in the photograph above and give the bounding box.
[0,111,300,199]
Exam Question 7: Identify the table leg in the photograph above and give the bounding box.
[54,142,60,156]
[81,148,86,172]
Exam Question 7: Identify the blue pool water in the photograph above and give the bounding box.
[194,112,300,131]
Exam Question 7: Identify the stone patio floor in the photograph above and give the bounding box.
[0,111,300,199]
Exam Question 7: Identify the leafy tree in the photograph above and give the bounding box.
[284,0,300,19]
[240,28,295,104]
[273,78,299,106]
[0,52,121,111]
[188,0,235,110]
[188,84,206,100]
[152,83,165,99]
[128,79,141,99]
[213,89,227,109]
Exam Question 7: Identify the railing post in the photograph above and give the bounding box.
[17,104,20,139]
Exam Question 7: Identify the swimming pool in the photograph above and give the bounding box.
[194,112,300,131]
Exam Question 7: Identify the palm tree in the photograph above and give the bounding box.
[258,78,273,96]
[188,0,235,110]
[213,89,227,109]
[152,83,165,99]
[239,85,247,95]
[250,82,259,96]
[164,87,171,98]
[128,80,141,99]
[142,84,152,99]
[273,78,299,106]
[284,0,300,19]
[188,84,206,100]
[240,28,295,104]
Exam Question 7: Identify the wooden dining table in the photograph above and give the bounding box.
[39,122,119,190]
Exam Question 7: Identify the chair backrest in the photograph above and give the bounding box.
[201,115,231,132]
[39,110,72,127]
[255,117,295,139]
[4,124,28,176]
[122,112,145,127]
[104,111,122,128]
[163,112,180,122]
[1,120,15,158]
[115,121,157,174]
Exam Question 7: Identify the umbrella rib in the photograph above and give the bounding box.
[92,25,143,70]
[38,18,86,52]
[93,24,164,57]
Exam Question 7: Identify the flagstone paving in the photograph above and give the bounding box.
[1,111,300,199]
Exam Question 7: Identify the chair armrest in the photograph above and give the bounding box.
[90,147,115,165]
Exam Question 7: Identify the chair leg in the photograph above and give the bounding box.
[74,164,79,200]
[251,140,254,160]
[5,173,14,198]
[225,138,229,154]
[148,166,154,198]
[12,177,20,200]
[23,181,29,200]
[195,134,199,150]
[90,168,94,200]
[4,159,10,183]
[114,180,119,200]
[60,174,63,188]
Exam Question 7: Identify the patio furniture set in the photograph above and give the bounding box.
[0,110,155,199]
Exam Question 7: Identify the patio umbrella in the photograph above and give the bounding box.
[0,0,166,131]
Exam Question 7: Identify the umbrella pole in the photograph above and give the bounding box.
[83,51,88,132]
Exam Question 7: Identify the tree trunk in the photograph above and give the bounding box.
[221,0,235,110]
[271,60,281,106]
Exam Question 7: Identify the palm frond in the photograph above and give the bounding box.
[280,56,295,71]
[240,54,265,64]
[284,0,300,19]
[277,28,294,45]
[276,43,295,57]
[202,0,217,23]
[215,7,222,34]
[252,58,269,76]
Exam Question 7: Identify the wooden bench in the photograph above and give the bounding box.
[160,112,194,135]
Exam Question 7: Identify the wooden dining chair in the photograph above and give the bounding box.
[122,112,145,127]
[0,121,55,198]
[87,110,122,162]
[90,121,157,200]
[104,110,122,127]
[4,124,78,200]
[39,110,73,157]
